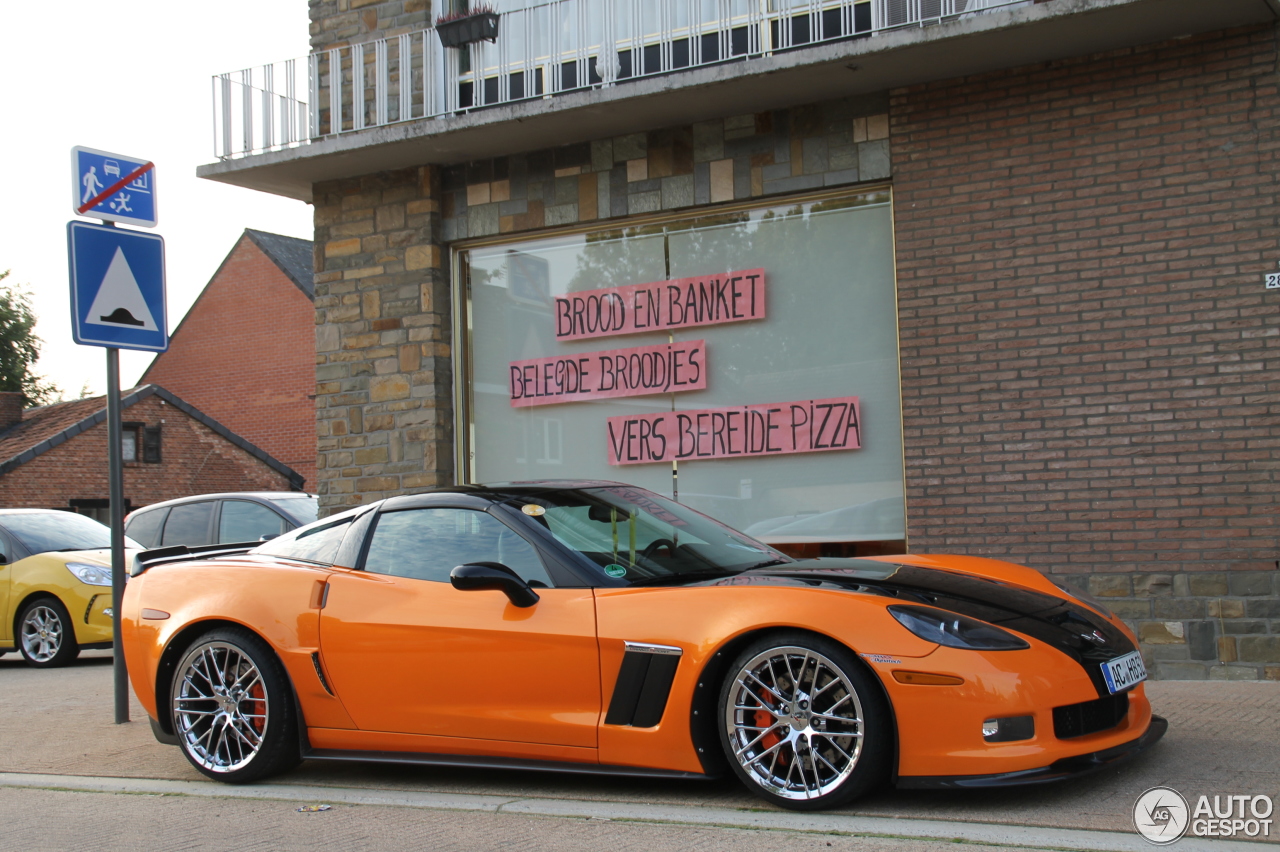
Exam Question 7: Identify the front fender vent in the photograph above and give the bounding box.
[605,642,682,728]
[311,652,335,696]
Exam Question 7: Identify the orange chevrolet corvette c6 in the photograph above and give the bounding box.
[122,481,1166,811]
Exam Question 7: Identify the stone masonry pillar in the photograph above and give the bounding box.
[312,166,451,516]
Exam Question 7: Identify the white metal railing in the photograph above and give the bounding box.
[212,0,1029,159]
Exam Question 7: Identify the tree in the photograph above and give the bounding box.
[0,271,61,408]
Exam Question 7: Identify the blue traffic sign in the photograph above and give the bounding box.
[67,222,168,352]
[71,146,157,228]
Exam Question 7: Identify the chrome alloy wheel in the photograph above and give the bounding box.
[724,645,865,801]
[20,604,64,664]
[173,642,270,774]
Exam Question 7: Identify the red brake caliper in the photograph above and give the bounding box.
[753,690,786,766]
[248,683,266,735]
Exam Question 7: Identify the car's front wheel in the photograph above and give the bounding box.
[18,597,80,668]
[170,628,300,783]
[718,632,891,810]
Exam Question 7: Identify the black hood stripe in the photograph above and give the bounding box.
[728,558,1134,698]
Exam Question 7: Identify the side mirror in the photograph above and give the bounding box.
[450,562,540,608]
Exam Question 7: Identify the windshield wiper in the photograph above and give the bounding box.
[628,569,744,587]
[744,559,793,570]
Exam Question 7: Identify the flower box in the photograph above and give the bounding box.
[436,12,500,48]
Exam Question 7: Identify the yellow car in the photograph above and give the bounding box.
[0,509,137,667]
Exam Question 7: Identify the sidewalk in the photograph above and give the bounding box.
[1,651,1277,843]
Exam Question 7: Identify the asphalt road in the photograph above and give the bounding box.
[0,650,1276,851]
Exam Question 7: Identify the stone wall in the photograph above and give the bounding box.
[312,167,451,514]
[309,0,430,52]
[439,95,891,240]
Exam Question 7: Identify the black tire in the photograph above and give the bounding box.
[718,631,891,811]
[170,627,300,783]
[17,597,81,668]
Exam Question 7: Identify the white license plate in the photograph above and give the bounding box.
[1101,651,1147,694]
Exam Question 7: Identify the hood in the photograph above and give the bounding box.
[723,557,1135,698]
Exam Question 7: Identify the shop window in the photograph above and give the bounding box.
[456,188,907,553]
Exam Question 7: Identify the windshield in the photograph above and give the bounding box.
[1,511,142,554]
[515,485,790,584]
[264,495,319,526]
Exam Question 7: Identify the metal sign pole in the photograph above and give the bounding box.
[106,347,128,724]
[68,145,164,725]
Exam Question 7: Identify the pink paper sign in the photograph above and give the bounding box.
[607,396,862,465]
[554,269,766,341]
[509,341,707,407]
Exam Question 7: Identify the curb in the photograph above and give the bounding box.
[0,772,1268,852]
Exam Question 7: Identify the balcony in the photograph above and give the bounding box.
[212,0,1030,161]
[200,0,1276,199]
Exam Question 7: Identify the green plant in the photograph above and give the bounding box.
[0,271,61,408]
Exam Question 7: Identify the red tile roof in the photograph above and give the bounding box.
[0,385,303,487]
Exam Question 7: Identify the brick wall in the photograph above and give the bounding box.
[312,167,451,515]
[891,25,1280,679]
[0,396,295,509]
[142,237,317,488]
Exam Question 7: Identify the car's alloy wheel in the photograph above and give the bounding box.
[18,598,80,668]
[171,628,299,783]
[719,633,890,810]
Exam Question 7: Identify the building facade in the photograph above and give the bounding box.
[141,229,317,487]
[202,0,1280,679]
[0,387,304,519]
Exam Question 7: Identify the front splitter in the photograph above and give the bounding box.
[896,714,1168,790]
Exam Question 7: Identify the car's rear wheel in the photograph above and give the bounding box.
[718,632,891,810]
[18,598,80,668]
[170,628,299,783]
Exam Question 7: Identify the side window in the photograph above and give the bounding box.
[219,500,287,543]
[125,507,167,548]
[162,502,214,547]
[363,508,553,587]
[255,517,352,565]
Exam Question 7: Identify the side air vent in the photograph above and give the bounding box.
[311,652,335,696]
[605,642,683,728]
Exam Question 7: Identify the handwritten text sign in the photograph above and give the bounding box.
[606,396,861,465]
[510,341,707,407]
[555,269,765,341]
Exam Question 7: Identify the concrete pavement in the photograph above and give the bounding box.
[1,651,1277,850]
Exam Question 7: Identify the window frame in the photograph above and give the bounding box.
[355,504,583,588]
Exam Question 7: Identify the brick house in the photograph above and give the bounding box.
[140,229,316,488]
[0,387,303,521]
[197,0,1280,679]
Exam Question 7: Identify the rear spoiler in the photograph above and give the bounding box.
[130,541,262,577]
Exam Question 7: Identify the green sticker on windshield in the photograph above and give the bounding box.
[604,564,627,578]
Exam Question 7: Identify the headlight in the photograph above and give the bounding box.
[888,605,1030,651]
[65,562,113,587]
[1053,582,1113,618]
